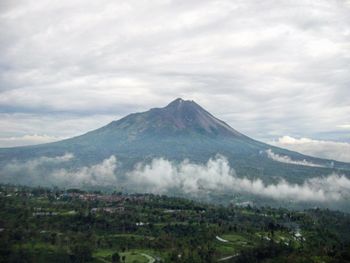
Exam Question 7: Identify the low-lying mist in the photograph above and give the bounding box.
[266,149,326,167]
[1,153,350,203]
[128,155,349,202]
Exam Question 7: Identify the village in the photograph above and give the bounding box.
[1,183,348,263]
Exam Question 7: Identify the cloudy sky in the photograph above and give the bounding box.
[0,0,349,160]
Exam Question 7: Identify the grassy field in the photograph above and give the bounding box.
[215,233,255,256]
[93,248,158,263]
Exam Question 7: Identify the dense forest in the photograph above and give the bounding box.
[0,184,349,263]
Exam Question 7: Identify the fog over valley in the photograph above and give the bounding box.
[2,153,350,205]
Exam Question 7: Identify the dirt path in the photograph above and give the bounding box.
[216,235,229,243]
[218,254,239,261]
[140,253,156,263]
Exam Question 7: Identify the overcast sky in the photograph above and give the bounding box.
[0,0,349,160]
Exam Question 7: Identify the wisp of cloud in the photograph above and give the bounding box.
[265,149,325,167]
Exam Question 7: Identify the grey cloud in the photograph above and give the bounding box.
[0,134,64,147]
[0,0,349,145]
[0,113,118,145]
[270,136,350,163]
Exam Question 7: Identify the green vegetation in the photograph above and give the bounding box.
[0,184,350,262]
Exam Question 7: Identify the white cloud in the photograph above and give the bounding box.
[337,124,350,129]
[1,153,117,187]
[265,149,325,167]
[128,156,233,194]
[52,155,118,187]
[4,152,74,172]
[128,155,350,202]
[1,153,350,202]
[270,136,350,163]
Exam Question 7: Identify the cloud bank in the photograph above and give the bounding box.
[2,154,349,203]
[128,155,349,202]
[265,149,325,167]
[270,136,350,163]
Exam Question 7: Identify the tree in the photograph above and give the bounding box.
[71,243,92,263]
[112,252,121,263]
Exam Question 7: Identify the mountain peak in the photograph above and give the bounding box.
[170,97,185,104]
[165,98,195,108]
[110,98,245,138]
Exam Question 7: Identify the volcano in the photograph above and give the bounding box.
[0,98,349,187]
